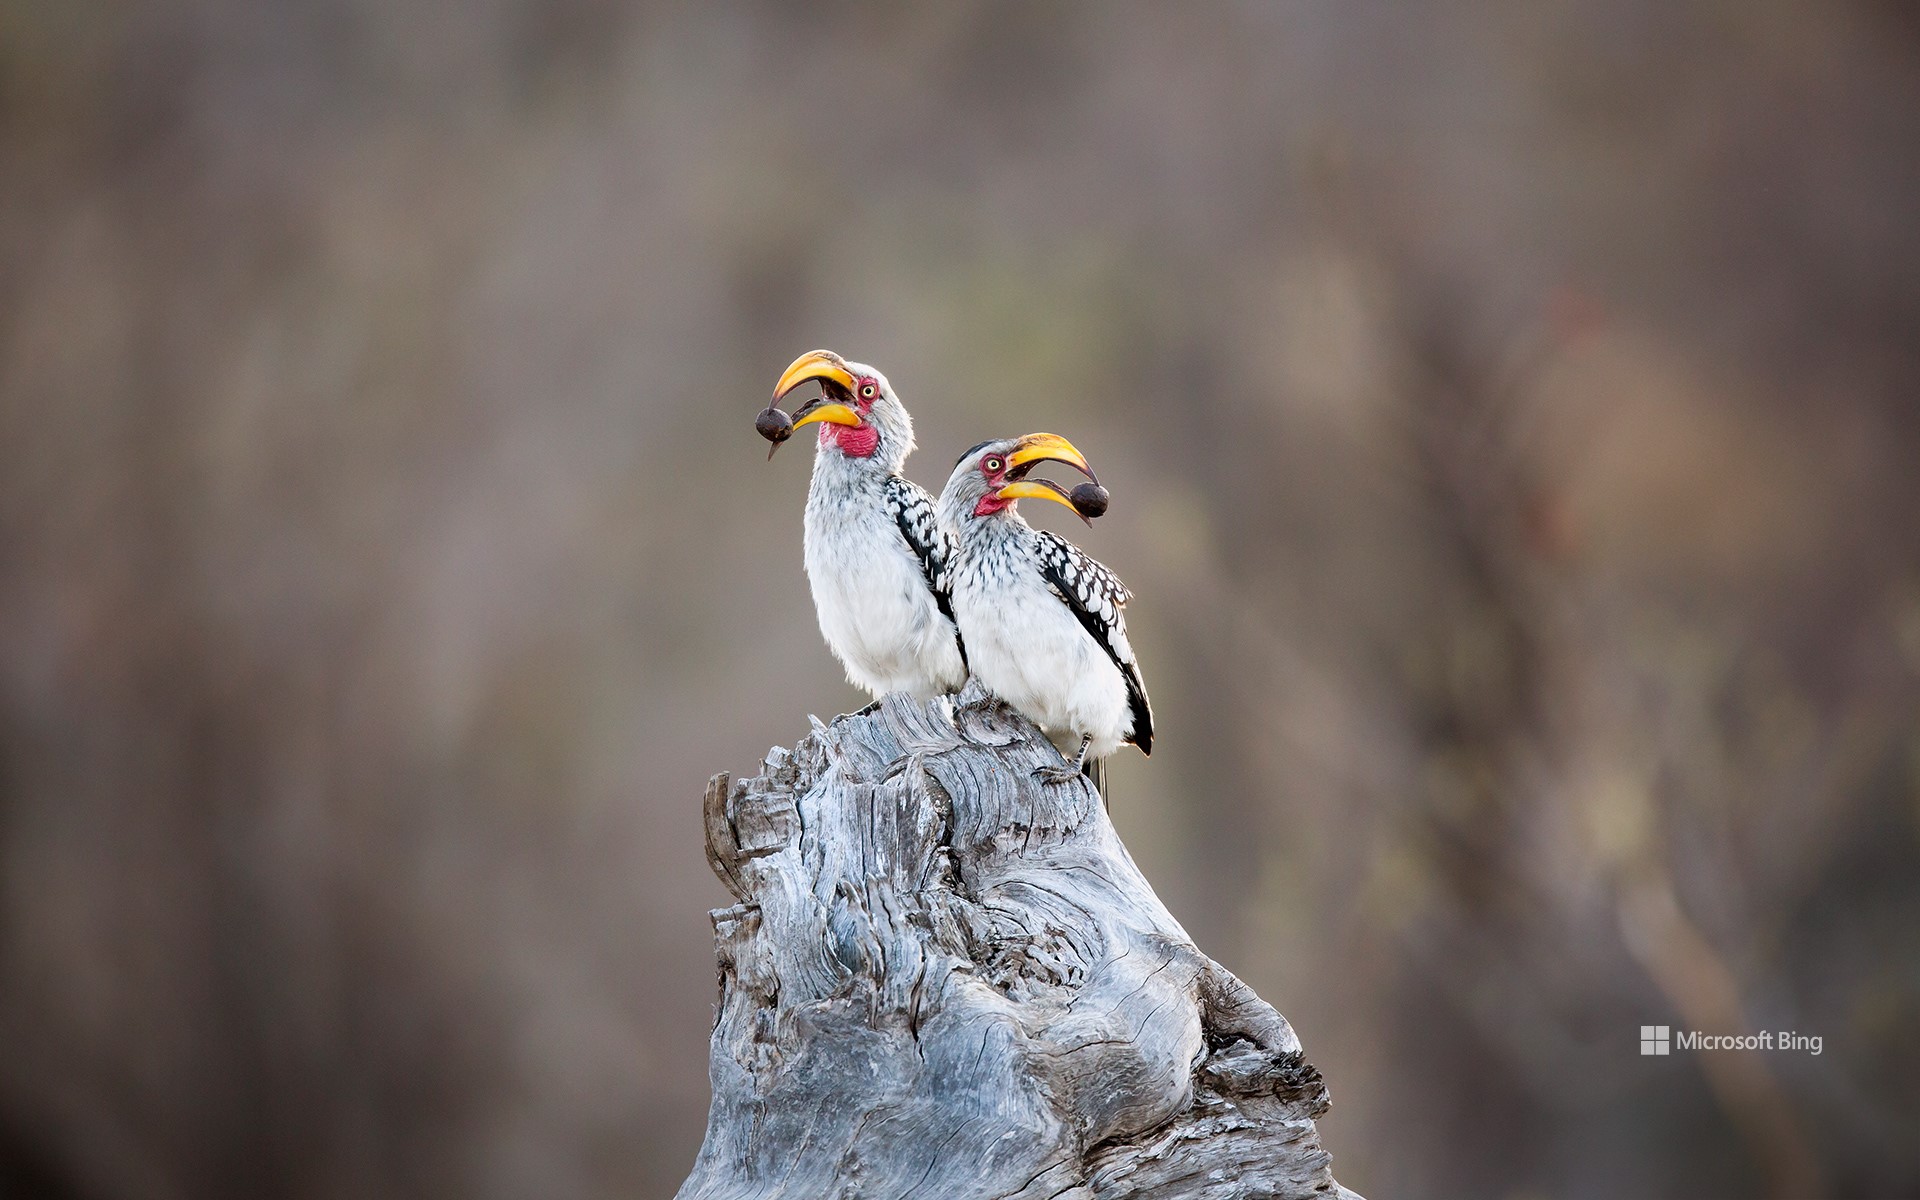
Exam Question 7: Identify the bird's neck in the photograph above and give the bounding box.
[955,510,1031,558]
[807,446,892,505]
[817,421,881,459]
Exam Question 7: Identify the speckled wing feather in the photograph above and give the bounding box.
[1033,530,1153,754]
[884,474,966,664]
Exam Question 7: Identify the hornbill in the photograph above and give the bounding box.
[937,434,1152,789]
[766,349,967,701]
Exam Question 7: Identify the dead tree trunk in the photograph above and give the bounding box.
[679,688,1361,1200]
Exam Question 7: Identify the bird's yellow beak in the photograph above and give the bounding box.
[773,349,857,400]
[995,433,1097,520]
[1005,433,1093,479]
[773,350,862,434]
[994,479,1083,517]
[789,399,862,431]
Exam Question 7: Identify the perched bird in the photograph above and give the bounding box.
[938,434,1152,788]
[766,349,967,701]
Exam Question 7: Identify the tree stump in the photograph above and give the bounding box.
[679,688,1361,1200]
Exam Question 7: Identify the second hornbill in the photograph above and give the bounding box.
[937,434,1153,789]
[766,349,967,701]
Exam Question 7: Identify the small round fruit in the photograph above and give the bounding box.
[756,406,794,444]
[1070,482,1110,518]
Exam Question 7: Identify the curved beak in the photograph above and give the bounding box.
[996,433,1098,524]
[994,479,1089,524]
[1005,433,1095,481]
[787,396,862,432]
[766,350,862,457]
[772,349,856,402]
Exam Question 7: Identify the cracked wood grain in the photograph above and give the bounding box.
[678,686,1361,1200]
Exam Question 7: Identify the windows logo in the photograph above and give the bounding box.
[1640,1025,1670,1055]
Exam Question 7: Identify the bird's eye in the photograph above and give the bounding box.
[983,457,1004,473]
[860,383,876,398]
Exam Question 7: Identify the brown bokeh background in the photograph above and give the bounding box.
[4,3,1918,1198]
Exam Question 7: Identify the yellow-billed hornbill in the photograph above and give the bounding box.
[938,434,1152,787]
[765,350,967,701]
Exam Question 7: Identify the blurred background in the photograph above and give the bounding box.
[3,2,1918,1198]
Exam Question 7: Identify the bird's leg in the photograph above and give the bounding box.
[1032,734,1093,787]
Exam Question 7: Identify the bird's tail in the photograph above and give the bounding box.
[1084,756,1108,809]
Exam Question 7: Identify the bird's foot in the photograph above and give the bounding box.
[1031,763,1085,787]
[1034,734,1095,788]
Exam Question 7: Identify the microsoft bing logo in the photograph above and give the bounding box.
[1637,1023,1822,1055]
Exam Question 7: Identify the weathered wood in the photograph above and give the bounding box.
[679,687,1361,1200]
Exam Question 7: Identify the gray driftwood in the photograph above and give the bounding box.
[679,687,1360,1200]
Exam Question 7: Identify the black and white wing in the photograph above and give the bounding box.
[884,475,965,654]
[1033,530,1153,754]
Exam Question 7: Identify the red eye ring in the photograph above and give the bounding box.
[983,456,1004,473]
[860,383,877,398]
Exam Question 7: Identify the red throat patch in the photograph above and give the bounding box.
[823,422,880,458]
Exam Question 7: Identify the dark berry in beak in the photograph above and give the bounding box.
[1069,482,1110,519]
[756,406,793,443]
[757,406,794,459]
